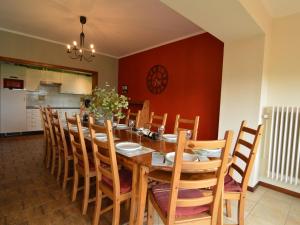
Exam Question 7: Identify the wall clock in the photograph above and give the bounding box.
[146,64,168,94]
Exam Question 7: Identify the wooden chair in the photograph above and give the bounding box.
[52,112,73,189]
[125,109,141,128]
[40,107,52,169]
[89,118,138,225]
[173,114,200,140]
[65,113,96,215]
[145,112,168,131]
[147,129,233,225]
[224,121,264,225]
[47,108,60,175]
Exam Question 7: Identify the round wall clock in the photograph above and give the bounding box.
[146,64,168,94]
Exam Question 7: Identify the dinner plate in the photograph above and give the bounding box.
[195,148,221,157]
[165,152,198,163]
[115,142,141,152]
[71,126,89,132]
[94,133,107,140]
[162,134,177,142]
[116,124,129,129]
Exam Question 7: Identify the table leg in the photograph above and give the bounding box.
[136,165,149,225]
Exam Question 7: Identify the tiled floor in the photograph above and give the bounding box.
[0,135,299,225]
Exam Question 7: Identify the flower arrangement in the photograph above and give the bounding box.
[88,87,128,120]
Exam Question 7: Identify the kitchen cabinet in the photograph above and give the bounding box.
[61,73,92,95]
[42,70,61,83]
[26,109,42,131]
[0,63,26,80]
[25,68,43,91]
[0,89,27,133]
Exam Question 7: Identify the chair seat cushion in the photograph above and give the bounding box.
[102,169,132,194]
[224,174,242,192]
[151,183,210,218]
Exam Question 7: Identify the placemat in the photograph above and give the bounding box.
[116,146,155,157]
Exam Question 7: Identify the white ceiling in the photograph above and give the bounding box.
[0,0,203,58]
[260,0,300,18]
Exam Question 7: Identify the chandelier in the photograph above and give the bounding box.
[66,16,95,62]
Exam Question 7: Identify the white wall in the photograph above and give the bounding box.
[267,13,300,106]
[0,30,118,88]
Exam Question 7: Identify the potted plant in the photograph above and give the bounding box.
[88,87,128,121]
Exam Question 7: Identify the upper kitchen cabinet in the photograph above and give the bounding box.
[42,70,62,84]
[0,63,26,80]
[25,68,43,91]
[61,73,92,95]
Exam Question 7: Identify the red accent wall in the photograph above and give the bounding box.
[118,33,224,140]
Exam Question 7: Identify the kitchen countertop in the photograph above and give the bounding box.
[26,106,80,109]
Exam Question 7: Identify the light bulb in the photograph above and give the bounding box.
[79,49,82,54]
[90,44,94,49]
[67,44,71,49]
[73,41,77,46]
[92,49,95,53]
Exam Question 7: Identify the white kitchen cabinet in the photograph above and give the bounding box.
[61,73,77,94]
[0,89,27,133]
[26,109,42,131]
[77,75,92,95]
[0,63,26,80]
[41,70,62,83]
[61,73,92,95]
[25,68,43,91]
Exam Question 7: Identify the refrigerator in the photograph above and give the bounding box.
[0,88,27,133]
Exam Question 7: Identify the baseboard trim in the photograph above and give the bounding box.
[259,181,300,198]
[247,182,260,192]
[0,131,43,137]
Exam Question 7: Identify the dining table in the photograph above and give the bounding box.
[69,124,231,225]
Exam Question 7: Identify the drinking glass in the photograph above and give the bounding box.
[112,122,118,136]
[186,130,192,140]
[136,128,144,145]
[158,125,165,140]
[128,119,135,133]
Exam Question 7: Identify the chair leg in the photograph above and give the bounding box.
[51,147,56,175]
[62,158,69,190]
[82,176,90,215]
[238,197,245,225]
[226,199,232,218]
[112,200,120,225]
[46,142,51,169]
[72,168,79,201]
[57,152,62,182]
[92,184,102,225]
[147,196,154,225]
[125,199,130,210]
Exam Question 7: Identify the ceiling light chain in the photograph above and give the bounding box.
[66,16,95,62]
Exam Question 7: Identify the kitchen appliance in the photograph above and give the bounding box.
[3,78,24,89]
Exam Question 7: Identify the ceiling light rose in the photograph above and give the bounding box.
[66,16,95,62]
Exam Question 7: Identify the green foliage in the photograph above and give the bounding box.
[88,87,128,120]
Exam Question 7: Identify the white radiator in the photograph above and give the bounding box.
[262,106,300,189]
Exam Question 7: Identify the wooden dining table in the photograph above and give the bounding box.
[75,125,230,225]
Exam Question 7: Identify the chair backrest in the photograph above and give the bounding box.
[52,112,68,158]
[65,113,90,173]
[41,107,55,147]
[229,121,264,191]
[40,106,47,139]
[147,112,168,131]
[173,114,200,140]
[125,109,141,127]
[89,117,121,196]
[167,130,233,224]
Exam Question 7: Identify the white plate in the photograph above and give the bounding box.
[94,133,107,140]
[165,152,198,163]
[71,126,88,132]
[196,148,221,157]
[115,142,141,152]
[116,124,129,129]
[163,134,177,140]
